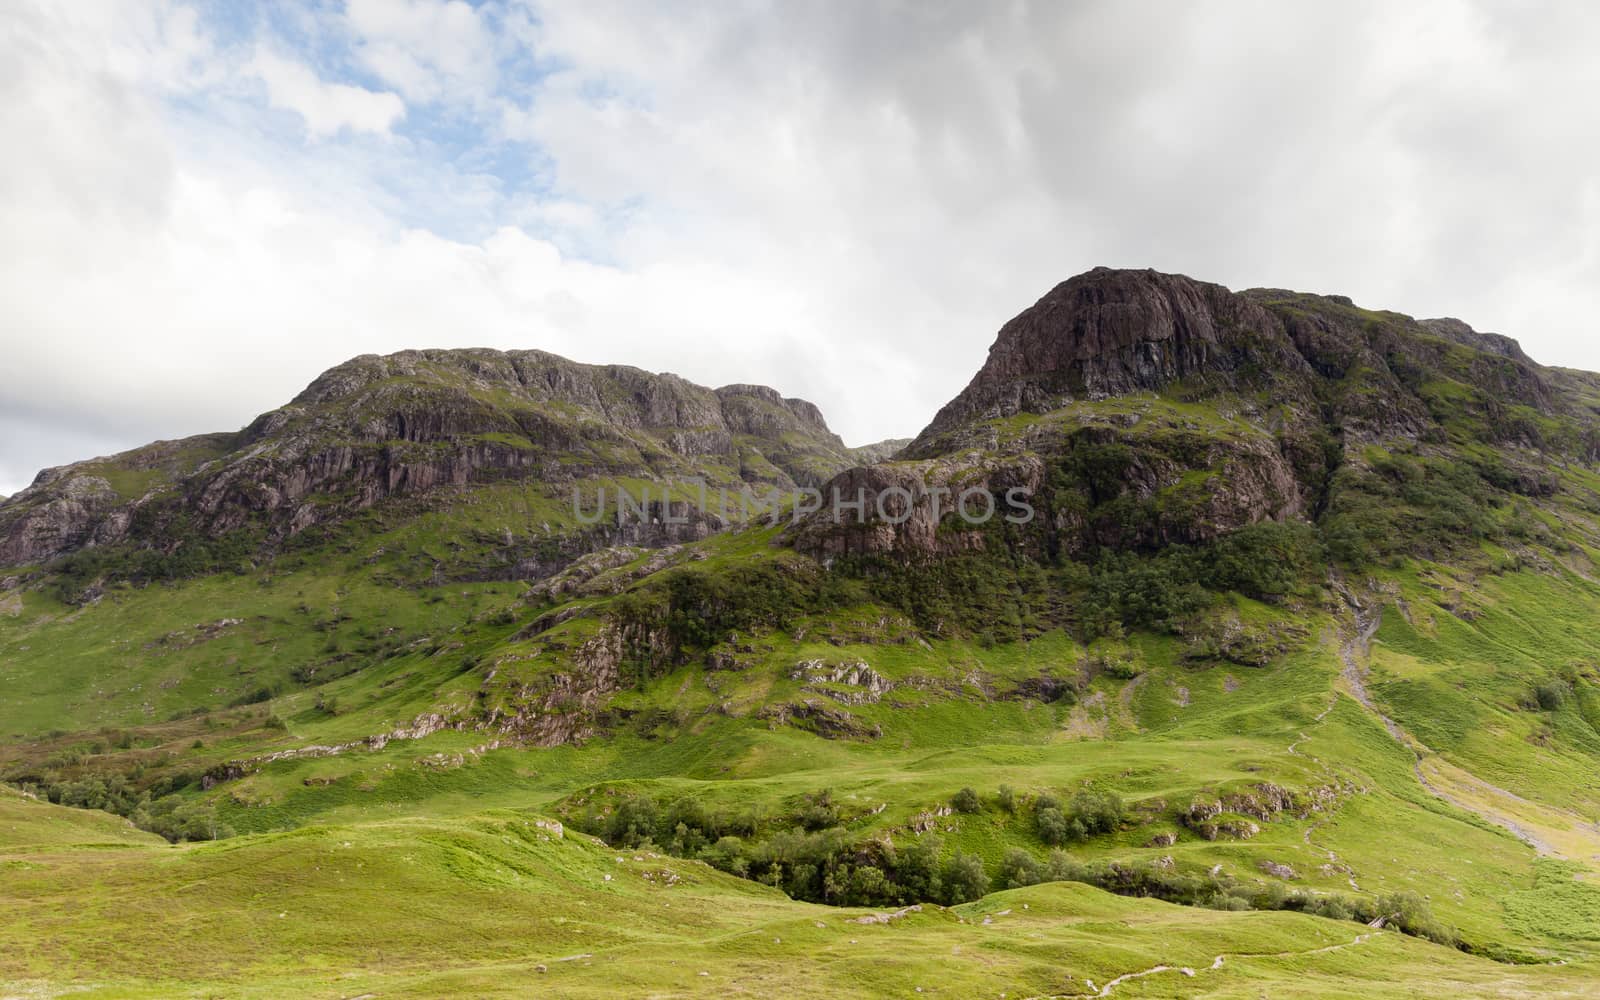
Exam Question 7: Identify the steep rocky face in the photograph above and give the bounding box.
[1417,317,1534,365]
[907,268,1316,456]
[788,456,1046,560]
[712,383,858,487]
[848,439,911,465]
[714,384,835,438]
[1248,290,1560,445]
[0,350,856,568]
[795,268,1590,561]
[0,474,129,567]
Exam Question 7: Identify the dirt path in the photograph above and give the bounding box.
[1018,930,1380,999]
[1331,590,1564,857]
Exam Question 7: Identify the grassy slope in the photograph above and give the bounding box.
[0,784,162,851]
[8,483,1600,994]
[1,793,1592,1000]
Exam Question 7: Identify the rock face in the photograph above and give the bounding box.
[908,268,1315,454]
[0,474,128,567]
[1417,317,1533,365]
[789,455,1046,559]
[848,438,912,465]
[0,350,860,569]
[795,267,1585,561]
[6,269,1585,574]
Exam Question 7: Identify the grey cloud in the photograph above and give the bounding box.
[3,0,1599,496]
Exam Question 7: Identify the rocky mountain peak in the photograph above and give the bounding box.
[798,267,1590,563]
[1417,318,1532,365]
[714,384,836,438]
[906,268,1311,456]
[0,348,857,569]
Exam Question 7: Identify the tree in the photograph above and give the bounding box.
[1036,806,1069,845]
[998,848,1042,888]
[605,795,660,847]
[951,787,981,813]
[941,851,989,904]
[1067,789,1124,835]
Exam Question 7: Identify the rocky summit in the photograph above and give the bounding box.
[796,268,1590,560]
[0,349,877,569]
[8,269,1600,999]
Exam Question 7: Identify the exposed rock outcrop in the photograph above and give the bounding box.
[792,268,1581,561]
[848,438,912,465]
[0,350,858,570]
[907,268,1315,455]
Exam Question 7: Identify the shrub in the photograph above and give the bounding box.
[941,851,989,904]
[950,787,981,814]
[1043,849,1083,882]
[998,848,1043,888]
[1034,789,1122,844]
[1036,805,1070,846]
[1373,890,1457,946]
[1534,680,1570,711]
[796,789,840,830]
[846,864,894,906]
[892,834,945,902]
[605,795,660,847]
[996,785,1017,813]
[701,836,750,878]
[1066,789,1124,835]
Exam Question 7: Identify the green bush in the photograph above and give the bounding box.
[1534,680,1570,711]
[940,851,989,904]
[950,787,981,814]
[1066,789,1125,835]
[604,795,660,847]
[996,785,1016,813]
[1205,522,1323,599]
[998,847,1043,888]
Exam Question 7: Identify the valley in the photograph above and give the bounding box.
[6,268,1600,997]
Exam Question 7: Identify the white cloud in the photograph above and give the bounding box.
[344,0,498,104]
[3,0,1600,497]
[250,49,405,137]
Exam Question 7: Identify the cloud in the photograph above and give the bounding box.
[250,48,405,137]
[3,0,1600,497]
[344,0,499,104]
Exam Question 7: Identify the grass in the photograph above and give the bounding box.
[3,793,1595,999]
[8,464,1600,993]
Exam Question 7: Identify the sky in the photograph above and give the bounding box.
[2,1,1599,497]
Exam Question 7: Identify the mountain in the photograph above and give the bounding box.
[7,269,1600,998]
[848,437,911,464]
[0,349,887,575]
[795,267,1592,560]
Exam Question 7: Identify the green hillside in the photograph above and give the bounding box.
[6,269,1600,997]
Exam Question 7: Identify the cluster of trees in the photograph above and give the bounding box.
[47,510,267,600]
[952,784,1126,846]
[1322,456,1504,567]
[585,786,1456,948]
[607,541,1179,671]
[1069,522,1326,640]
[1033,789,1125,845]
[586,791,987,906]
[14,769,232,842]
[995,848,1455,946]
